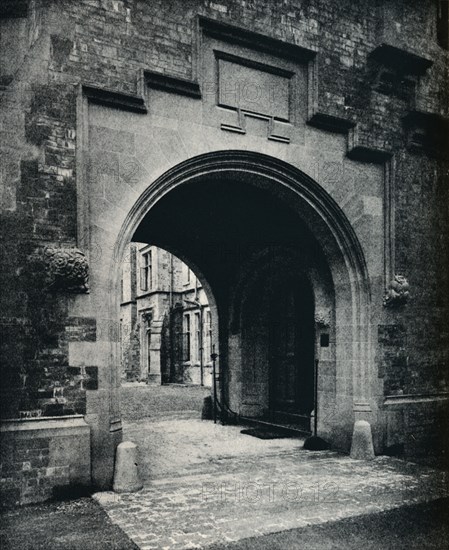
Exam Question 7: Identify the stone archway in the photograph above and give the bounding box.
[90,150,371,488]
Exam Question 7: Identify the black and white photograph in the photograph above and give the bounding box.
[0,1,448,548]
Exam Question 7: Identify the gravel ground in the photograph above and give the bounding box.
[124,417,303,480]
[0,497,138,550]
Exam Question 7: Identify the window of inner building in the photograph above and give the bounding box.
[206,309,212,360]
[183,313,191,362]
[140,250,152,291]
[195,312,201,363]
[437,0,449,49]
[183,262,191,285]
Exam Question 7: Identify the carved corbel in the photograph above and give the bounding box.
[383,275,409,307]
[43,247,89,293]
[314,309,331,327]
[142,310,153,324]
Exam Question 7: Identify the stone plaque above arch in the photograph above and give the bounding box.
[214,52,293,142]
[199,16,316,144]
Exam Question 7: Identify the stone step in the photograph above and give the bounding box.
[240,416,311,437]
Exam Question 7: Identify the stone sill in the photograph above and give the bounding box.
[165,383,209,388]
[384,393,449,406]
[0,415,88,432]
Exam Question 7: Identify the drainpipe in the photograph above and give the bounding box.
[169,252,174,309]
[199,304,204,386]
[194,276,202,384]
[168,252,174,383]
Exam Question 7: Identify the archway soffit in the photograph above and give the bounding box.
[118,150,371,299]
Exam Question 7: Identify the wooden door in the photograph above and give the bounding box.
[269,283,314,416]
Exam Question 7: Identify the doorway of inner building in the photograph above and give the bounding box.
[241,249,316,433]
[269,275,314,425]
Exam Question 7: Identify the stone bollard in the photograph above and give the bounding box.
[350,420,375,460]
[113,441,143,493]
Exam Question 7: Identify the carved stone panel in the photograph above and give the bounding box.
[218,55,290,118]
[43,247,89,293]
[216,53,293,142]
[201,22,312,145]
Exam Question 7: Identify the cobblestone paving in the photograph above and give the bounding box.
[94,418,448,550]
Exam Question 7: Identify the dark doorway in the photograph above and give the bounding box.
[269,274,315,424]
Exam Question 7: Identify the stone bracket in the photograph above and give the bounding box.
[314,309,331,328]
[371,64,417,101]
[369,44,433,76]
[143,70,201,99]
[366,44,432,106]
[383,275,410,308]
[42,247,89,293]
[307,112,355,134]
[347,126,393,164]
[403,110,449,158]
[82,84,147,114]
